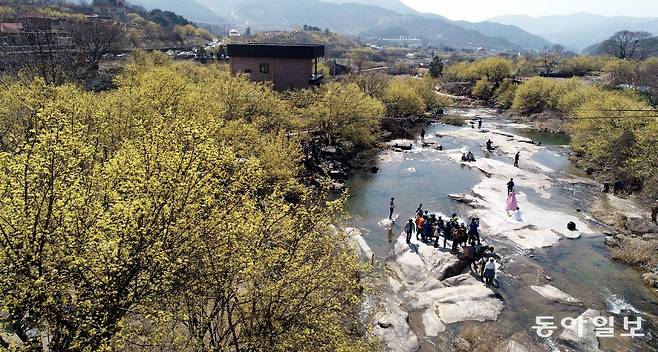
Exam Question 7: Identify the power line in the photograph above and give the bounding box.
[442,106,658,112]
[434,114,658,121]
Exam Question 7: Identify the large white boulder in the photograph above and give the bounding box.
[372,299,420,352]
[345,227,374,263]
[531,284,583,306]
[558,308,603,352]
[438,298,504,323]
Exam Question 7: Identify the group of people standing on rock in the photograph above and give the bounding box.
[400,204,499,285]
[404,204,482,251]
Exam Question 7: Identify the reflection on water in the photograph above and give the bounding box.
[507,128,572,146]
[346,158,481,256]
[532,148,571,171]
[346,124,485,256]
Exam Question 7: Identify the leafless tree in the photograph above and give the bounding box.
[69,19,125,71]
[0,19,76,84]
[599,30,654,60]
[0,18,124,84]
[540,47,560,74]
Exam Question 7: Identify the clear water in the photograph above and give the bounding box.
[345,118,658,350]
[506,128,572,146]
[345,125,482,256]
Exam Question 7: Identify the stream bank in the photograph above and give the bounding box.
[305,117,435,190]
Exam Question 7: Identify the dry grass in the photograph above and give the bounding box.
[456,322,542,352]
[643,273,658,287]
[610,237,658,271]
[455,322,510,352]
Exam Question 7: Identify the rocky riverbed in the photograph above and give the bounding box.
[346,109,658,351]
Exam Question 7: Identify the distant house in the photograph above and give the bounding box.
[92,0,127,19]
[0,23,23,34]
[379,36,422,49]
[0,23,23,46]
[0,15,71,48]
[227,43,325,90]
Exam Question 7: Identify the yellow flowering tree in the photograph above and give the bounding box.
[0,54,375,351]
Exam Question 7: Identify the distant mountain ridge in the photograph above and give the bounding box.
[322,0,419,15]
[124,0,553,51]
[455,20,553,50]
[114,0,227,24]
[195,0,552,51]
[489,13,658,51]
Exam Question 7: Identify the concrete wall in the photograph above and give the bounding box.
[230,57,313,90]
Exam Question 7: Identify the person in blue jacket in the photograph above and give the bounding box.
[423,218,433,243]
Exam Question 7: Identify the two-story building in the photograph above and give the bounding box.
[227,43,325,90]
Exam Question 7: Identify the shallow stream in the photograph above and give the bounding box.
[346,110,658,351]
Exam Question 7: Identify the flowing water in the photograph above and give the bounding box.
[345,111,658,351]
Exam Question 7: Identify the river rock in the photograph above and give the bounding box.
[642,233,658,240]
[332,182,345,191]
[448,193,480,207]
[558,308,603,352]
[346,228,374,263]
[373,299,420,351]
[378,236,503,351]
[495,340,529,352]
[604,236,620,247]
[531,285,583,306]
[406,283,502,323]
[442,273,482,287]
[642,273,658,288]
[391,235,459,285]
[422,307,446,336]
[437,297,504,323]
[624,217,658,235]
[503,228,562,249]
[452,336,472,351]
[339,140,355,150]
[321,146,337,155]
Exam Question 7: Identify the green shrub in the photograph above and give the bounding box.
[558,56,610,76]
[493,79,518,108]
[555,84,600,114]
[411,76,451,110]
[383,78,425,117]
[444,57,513,84]
[512,77,554,114]
[472,78,494,100]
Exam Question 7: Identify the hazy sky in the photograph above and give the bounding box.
[400,0,658,21]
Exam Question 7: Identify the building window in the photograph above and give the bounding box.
[259,63,270,73]
[244,69,252,74]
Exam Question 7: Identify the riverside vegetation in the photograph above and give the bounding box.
[0,51,449,351]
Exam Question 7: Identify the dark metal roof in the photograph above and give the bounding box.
[227,43,325,59]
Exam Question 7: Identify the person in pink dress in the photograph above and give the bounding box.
[506,192,518,212]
